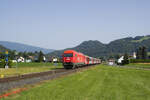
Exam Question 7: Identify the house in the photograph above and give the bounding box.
[108,59,115,65]
[133,52,136,59]
[118,56,124,64]
[17,57,25,62]
[52,57,58,63]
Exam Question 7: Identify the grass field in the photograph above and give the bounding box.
[0,63,62,77]
[3,64,150,100]
[126,63,150,69]
[12,62,62,68]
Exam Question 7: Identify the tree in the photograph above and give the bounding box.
[9,50,16,60]
[114,54,120,60]
[136,48,140,59]
[18,52,23,57]
[122,53,129,65]
[108,55,113,59]
[23,51,28,59]
[98,57,105,61]
[38,51,44,62]
[141,46,147,59]
[0,51,5,59]
[136,46,147,59]
[139,47,142,59]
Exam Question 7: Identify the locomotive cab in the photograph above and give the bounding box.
[62,50,75,69]
[63,53,73,63]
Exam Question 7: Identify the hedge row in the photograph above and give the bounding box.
[130,59,150,63]
[0,59,13,68]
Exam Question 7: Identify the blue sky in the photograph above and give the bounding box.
[0,0,150,50]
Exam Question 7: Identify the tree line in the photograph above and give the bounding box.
[0,50,45,62]
[136,46,148,59]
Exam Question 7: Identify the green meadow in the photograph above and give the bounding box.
[127,63,150,69]
[3,64,150,100]
[0,63,62,77]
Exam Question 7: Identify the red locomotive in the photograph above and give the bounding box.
[62,50,101,69]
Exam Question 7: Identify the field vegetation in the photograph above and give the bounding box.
[126,63,150,69]
[130,59,150,63]
[0,62,62,77]
[3,64,150,100]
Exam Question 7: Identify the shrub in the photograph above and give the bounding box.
[0,59,5,68]
[122,59,129,65]
[121,53,129,65]
[130,59,150,63]
[0,59,13,68]
[8,60,13,68]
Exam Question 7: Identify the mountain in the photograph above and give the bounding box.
[0,45,9,53]
[47,35,150,58]
[47,40,106,57]
[73,40,106,57]
[0,41,54,54]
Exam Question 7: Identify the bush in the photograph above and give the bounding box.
[121,53,129,65]
[130,59,150,63]
[8,60,13,68]
[0,59,5,68]
[122,59,129,65]
[0,59,13,68]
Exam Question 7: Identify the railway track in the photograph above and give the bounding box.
[0,68,66,83]
[0,65,97,94]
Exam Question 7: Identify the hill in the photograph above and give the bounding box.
[47,35,150,58]
[0,44,9,52]
[0,41,54,54]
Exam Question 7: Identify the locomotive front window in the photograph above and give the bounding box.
[64,53,73,57]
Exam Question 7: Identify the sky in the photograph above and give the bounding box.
[0,0,150,50]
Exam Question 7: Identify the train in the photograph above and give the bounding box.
[62,50,101,69]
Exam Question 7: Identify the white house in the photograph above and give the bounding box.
[53,58,58,63]
[133,52,136,59]
[108,59,115,65]
[26,59,32,63]
[17,57,25,62]
[43,56,46,62]
[118,56,124,64]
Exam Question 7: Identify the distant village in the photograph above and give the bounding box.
[0,45,150,69]
[12,56,59,63]
[108,46,150,65]
[0,50,60,68]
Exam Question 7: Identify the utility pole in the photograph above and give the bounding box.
[15,51,18,68]
[5,51,9,69]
